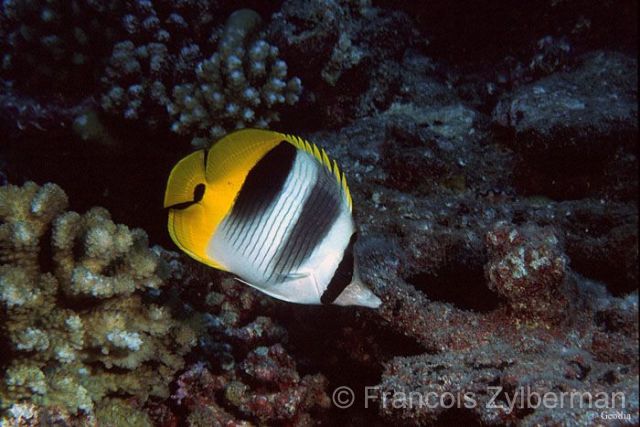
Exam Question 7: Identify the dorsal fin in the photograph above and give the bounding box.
[281,133,353,211]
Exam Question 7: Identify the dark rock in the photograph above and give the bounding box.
[493,51,637,162]
[268,0,414,127]
[493,51,638,199]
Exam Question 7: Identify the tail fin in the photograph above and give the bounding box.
[333,279,382,308]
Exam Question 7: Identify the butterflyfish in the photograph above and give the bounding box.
[164,129,382,308]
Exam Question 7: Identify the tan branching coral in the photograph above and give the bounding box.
[0,182,196,420]
[52,206,162,298]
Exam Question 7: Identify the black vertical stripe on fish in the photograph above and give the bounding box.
[202,148,209,169]
[269,166,341,281]
[225,141,296,247]
[227,174,278,249]
[288,173,341,271]
[285,185,333,271]
[321,233,357,304]
[254,165,309,274]
[243,156,308,263]
[230,141,296,220]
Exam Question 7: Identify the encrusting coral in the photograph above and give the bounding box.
[174,345,330,426]
[485,221,570,324]
[168,8,303,147]
[0,182,196,421]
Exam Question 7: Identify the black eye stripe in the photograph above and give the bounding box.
[166,183,206,210]
[193,183,206,202]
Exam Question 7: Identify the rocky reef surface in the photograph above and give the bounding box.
[0,0,637,425]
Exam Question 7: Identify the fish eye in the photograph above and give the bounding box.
[193,183,205,202]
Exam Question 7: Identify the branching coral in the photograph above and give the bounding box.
[96,6,302,141]
[51,205,162,298]
[0,0,123,94]
[0,182,196,420]
[100,41,173,128]
[168,9,303,147]
[99,0,221,129]
[0,0,222,94]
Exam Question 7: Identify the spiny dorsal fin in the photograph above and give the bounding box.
[282,133,353,211]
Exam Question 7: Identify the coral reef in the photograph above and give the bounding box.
[174,346,330,426]
[379,334,638,426]
[164,261,331,425]
[301,71,637,420]
[492,51,638,199]
[0,1,637,426]
[359,220,637,425]
[168,9,303,146]
[492,51,637,158]
[269,0,411,87]
[0,182,196,421]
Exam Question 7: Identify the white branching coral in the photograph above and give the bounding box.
[106,331,143,351]
[100,40,172,127]
[0,182,196,417]
[168,9,303,147]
